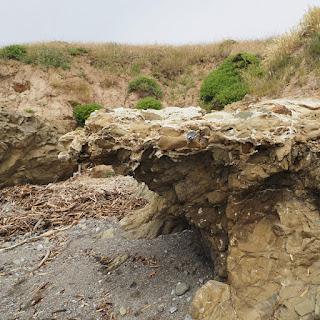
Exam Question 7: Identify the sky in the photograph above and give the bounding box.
[1,0,319,46]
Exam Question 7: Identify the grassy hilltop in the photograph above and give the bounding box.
[0,7,320,128]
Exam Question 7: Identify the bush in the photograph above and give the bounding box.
[25,48,71,69]
[68,47,89,56]
[136,97,162,110]
[73,103,102,126]
[200,53,260,110]
[128,76,163,98]
[0,44,27,61]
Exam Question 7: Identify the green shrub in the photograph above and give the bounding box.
[68,47,89,56]
[73,103,102,126]
[136,97,162,110]
[200,53,261,110]
[0,44,27,61]
[25,48,71,69]
[128,76,163,98]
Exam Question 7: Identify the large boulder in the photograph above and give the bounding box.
[0,110,76,187]
[61,99,320,319]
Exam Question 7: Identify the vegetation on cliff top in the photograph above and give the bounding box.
[73,103,102,126]
[200,53,261,110]
[245,7,320,97]
[1,7,320,109]
[128,76,163,98]
[136,97,162,110]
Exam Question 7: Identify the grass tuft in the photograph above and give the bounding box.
[24,47,71,69]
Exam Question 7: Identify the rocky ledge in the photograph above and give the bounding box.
[60,99,320,320]
[0,110,75,187]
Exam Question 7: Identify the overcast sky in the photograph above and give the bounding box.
[1,0,319,46]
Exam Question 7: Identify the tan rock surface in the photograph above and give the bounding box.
[0,110,76,187]
[61,98,320,319]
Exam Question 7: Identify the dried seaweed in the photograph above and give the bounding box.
[0,176,147,240]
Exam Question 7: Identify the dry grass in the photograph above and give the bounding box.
[51,77,92,102]
[88,40,267,78]
[100,76,119,89]
[245,7,320,98]
[21,40,267,79]
[14,39,268,105]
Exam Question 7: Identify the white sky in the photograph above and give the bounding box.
[1,0,319,46]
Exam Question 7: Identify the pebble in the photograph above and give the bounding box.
[119,306,127,316]
[175,282,190,296]
[13,258,25,265]
[157,303,165,312]
[79,224,87,230]
[169,306,178,314]
[185,315,193,320]
[36,244,44,251]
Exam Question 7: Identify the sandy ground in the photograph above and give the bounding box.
[0,177,213,320]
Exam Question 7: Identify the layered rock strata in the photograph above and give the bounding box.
[61,99,320,319]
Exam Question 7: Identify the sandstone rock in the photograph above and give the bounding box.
[191,280,234,320]
[175,282,190,296]
[61,99,320,320]
[295,299,315,317]
[0,110,76,187]
[119,306,127,316]
[315,288,320,320]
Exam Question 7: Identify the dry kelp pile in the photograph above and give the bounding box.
[0,175,147,240]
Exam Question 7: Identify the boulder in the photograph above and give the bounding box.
[0,110,76,187]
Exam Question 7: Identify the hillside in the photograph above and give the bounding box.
[2,8,320,134]
[0,40,267,132]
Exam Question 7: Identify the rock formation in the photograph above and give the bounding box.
[0,110,76,187]
[61,99,320,319]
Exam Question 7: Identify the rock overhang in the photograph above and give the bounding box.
[59,99,320,320]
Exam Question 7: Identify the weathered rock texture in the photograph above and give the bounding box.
[0,110,76,187]
[61,99,320,319]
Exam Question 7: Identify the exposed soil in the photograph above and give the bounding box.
[0,176,213,320]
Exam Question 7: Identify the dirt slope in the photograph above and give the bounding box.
[0,40,267,133]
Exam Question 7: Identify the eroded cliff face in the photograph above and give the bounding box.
[61,99,320,319]
[0,110,76,187]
